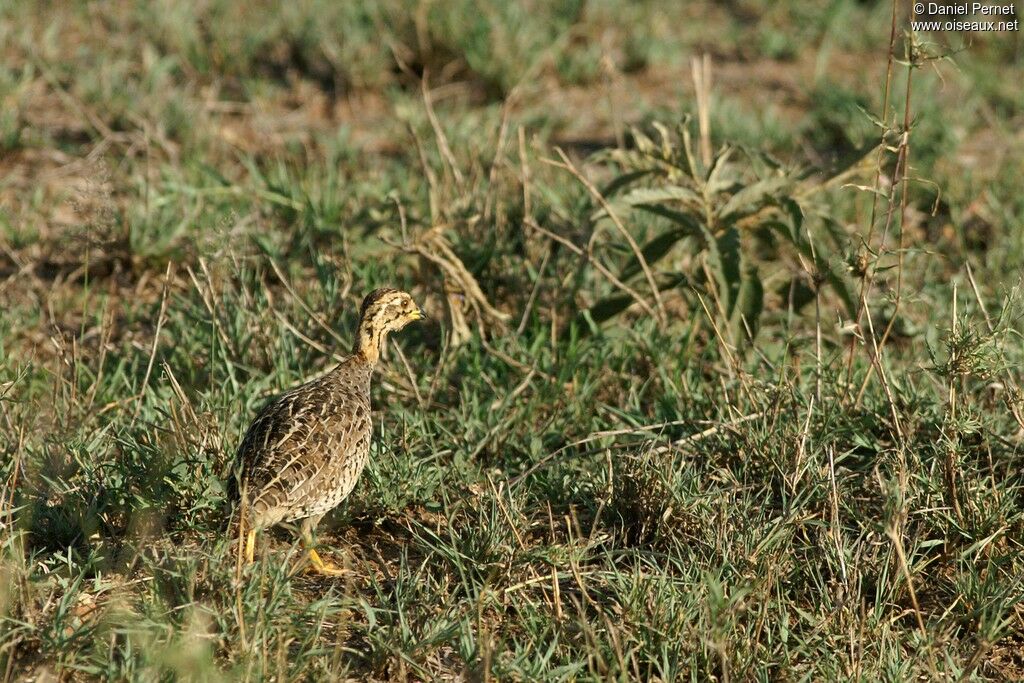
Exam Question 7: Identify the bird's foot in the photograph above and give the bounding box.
[304,548,349,577]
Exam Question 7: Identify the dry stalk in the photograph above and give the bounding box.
[691,54,713,169]
[545,149,667,328]
[132,261,175,424]
[842,0,902,394]
[527,220,657,324]
[391,226,510,347]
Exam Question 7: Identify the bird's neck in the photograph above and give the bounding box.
[352,323,385,365]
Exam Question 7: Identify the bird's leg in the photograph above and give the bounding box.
[300,516,347,577]
[245,528,256,564]
[238,485,257,568]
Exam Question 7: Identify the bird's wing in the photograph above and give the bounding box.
[235,382,371,513]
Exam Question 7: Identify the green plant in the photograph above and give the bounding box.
[584,119,859,343]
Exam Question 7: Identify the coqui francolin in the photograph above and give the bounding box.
[233,288,425,575]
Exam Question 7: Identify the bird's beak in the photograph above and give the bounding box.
[413,305,428,322]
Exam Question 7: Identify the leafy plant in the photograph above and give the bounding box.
[585,118,859,344]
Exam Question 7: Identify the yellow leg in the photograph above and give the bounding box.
[245,528,256,564]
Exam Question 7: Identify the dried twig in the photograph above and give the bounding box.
[965,261,1024,431]
[647,411,764,456]
[267,258,348,349]
[842,0,902,394]
[789,396,815,493]
[132,261,174,424]
[421,74,464,187]
[691,54,713,169]
[511,412,764,486]
[545,149,667,328]
[527,220,657,323]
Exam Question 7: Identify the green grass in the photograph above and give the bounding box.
[2,0,1024,680]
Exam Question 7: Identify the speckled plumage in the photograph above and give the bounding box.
[233,287,425,574]
[238,359,373,530]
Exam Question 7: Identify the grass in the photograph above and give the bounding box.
[2,0,1024,679]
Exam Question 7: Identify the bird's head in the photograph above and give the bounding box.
[353,288,426,363]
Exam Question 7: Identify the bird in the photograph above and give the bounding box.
[232,287,426,575]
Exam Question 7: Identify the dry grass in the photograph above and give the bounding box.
[2,1,1024,680]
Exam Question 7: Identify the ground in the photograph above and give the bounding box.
[1,1,1023,680]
